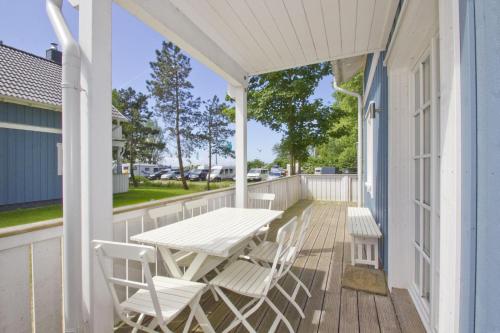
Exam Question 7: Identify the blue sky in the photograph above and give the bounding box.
[1,1,334,165]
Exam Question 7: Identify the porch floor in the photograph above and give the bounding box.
[122,201,425,333]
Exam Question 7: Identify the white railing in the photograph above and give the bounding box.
[300,174,358,202]
[0,220,63,332]
[0,173,355,330]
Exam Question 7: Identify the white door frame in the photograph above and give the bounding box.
[408,36,440,332]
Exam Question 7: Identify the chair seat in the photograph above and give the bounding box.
[248,241,296,264]
[121,276,205,321]
[210,260,272,297]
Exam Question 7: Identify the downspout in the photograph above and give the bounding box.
[46,1,82,332]
[333,77,363,207]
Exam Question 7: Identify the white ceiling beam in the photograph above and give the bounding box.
[115,0,248,86]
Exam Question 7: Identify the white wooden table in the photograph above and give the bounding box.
[131,207,283,281]
[347,207,382,269]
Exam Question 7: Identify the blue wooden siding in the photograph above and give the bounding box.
[0,102,62,206]
[0,101,62,128]
[474,0,500,331]
[362,52,389,270]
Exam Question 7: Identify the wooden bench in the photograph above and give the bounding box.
[347,207,382,269]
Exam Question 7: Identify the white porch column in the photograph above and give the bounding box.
[79,0,113,331]
[229,83,248,208]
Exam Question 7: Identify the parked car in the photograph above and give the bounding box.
[147,169,169,180]
[209,165,235,181]
[267,168,283,180]
[247,168,269,182]
[160,170,180,180]
[189,169,209,181]
[174,169,193,181]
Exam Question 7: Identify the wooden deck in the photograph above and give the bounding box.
[122,201,425,333]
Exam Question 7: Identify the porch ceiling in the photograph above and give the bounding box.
[116,0,399,84]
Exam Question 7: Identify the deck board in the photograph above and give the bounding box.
[120,201,425,333]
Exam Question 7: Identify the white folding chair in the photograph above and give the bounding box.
[93,240,213,333]
[210,217,298,333]
[247,204,314,318]
[183,198,209,219]
[248,192,276,243]
[149,203,183,228]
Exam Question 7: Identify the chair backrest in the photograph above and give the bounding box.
[248,192,275,210]
[148,203,183,228]
[183,198,209,218]
[93,240,165,326]
[295,204,314,254]
[264,216,297,294]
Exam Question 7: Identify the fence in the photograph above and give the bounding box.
[300,174,358,202]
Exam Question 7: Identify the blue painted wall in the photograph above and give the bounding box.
[0,102,62,206]
[474,0,500,331]
[362,52,389,270]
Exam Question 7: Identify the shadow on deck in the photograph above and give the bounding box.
[121,201,425,333]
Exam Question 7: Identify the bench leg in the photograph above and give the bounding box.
[374,241,379,270]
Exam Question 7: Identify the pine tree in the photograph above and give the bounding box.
[147,42,201,189]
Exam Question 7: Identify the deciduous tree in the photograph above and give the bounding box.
[247,63,332,174]
[112,88,165,187]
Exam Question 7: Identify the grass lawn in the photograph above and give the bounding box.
[0,181,232,229]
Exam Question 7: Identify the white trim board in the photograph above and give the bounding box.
[363,52,381,106]
[0,121,62,134]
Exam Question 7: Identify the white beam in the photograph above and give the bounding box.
[115,0,247,86]
[79,0,113,331]
[228,83,248,208]
[438,0,465,331]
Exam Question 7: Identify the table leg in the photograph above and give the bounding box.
[183,253,208,281]
[158,246,183,278]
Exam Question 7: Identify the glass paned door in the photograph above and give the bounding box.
[413,53,433,307]
[412,37,441,332]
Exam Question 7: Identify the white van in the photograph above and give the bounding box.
[209,165,235,181]
[247,168,269,182]
[122,163,160,177]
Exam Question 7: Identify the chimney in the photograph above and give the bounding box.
[46,42,62,65]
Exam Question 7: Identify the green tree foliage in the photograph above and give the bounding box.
[304,72,362,172]
[147,41,201,190]
[198,95,235,189]
[112,87,165,187]
[248,159,266,170]
[136,119,166,164]
[247,63,332,174]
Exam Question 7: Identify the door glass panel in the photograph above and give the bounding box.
[415,69,420,109]
[424,158,431,205]
[415,204,420,245]
[423,259,431,302]
[414,248,420,289]
[423,57,431,103]
[423,106,431,154]
[415,114,420,154]
[423,209,431,256]
[415,159,420,201]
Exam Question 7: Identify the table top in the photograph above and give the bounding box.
[131,207,283,257]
